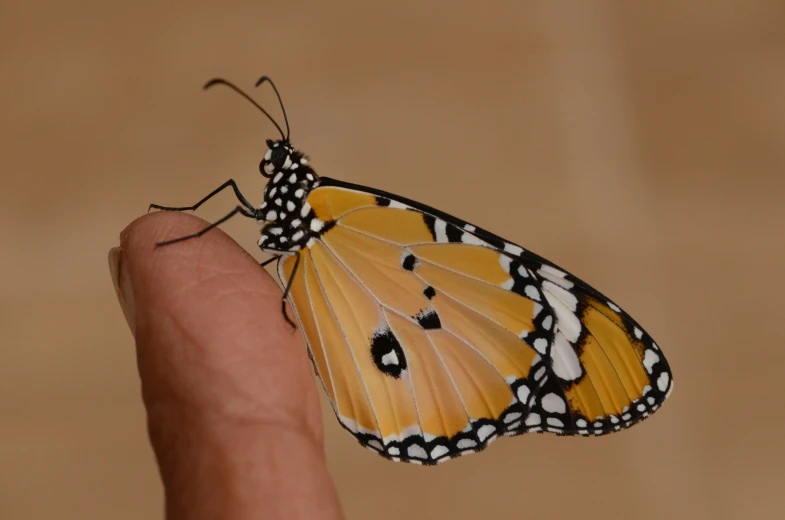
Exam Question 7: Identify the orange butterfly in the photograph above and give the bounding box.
[151,77,674,465]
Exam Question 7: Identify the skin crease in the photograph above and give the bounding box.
[109,212,345,520]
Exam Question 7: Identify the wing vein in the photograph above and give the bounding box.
[299,254,340,413]
[309,247,384,438]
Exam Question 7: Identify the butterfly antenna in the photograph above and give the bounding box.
[203,78,286,140]
[255,76,290,141]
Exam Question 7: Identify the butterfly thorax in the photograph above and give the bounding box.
[257,139,326,253]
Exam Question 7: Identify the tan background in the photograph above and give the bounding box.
[2,1,784,519]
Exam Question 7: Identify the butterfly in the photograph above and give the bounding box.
[151,76,674,465]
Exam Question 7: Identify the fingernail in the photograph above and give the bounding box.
[109,246,136,335]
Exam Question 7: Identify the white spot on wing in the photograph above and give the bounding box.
[461,232,485,246]
[477,424,496,442]
[542,281,578,311]
[542,315,553,330]
[550,332,583,381]
[540,265,566,278]
[381,351,399,366]
[407,445,427,459]
[504,243,524,256]
[541,393,566,414]
[657,372,670,392]
[538,265,574,289]
[643,350,660,374]
[389,200,409,210]
[532,303,543,318]
[434,219,449,242]
[430,445,449,459]
[543,290,581,342]
[524,285,540,301]
[457,438,476,449]
[504,412,522,423]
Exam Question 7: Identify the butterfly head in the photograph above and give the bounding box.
[260,139,290,177]
[260,139,312,178]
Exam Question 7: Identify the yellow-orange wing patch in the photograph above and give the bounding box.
[278,178,673,463]
[277,184,553,464]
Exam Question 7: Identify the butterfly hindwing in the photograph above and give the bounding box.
[279,177,673,463]
[279,183,552,464]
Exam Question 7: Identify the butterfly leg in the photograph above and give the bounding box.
[155,206,257,247]
[260,256,279,268]
[279,251,301,329]
[148,179,255,213]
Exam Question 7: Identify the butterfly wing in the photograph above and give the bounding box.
[278,177,673,463]
[407,203,675,436]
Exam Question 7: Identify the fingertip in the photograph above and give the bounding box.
[114,212,340,518]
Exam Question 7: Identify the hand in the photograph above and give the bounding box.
[109,213,344,520]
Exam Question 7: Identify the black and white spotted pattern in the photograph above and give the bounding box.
[256,139,330,253]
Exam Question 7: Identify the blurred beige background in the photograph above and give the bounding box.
[2,1,784,519]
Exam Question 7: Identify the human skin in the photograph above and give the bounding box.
[109,212,345,520]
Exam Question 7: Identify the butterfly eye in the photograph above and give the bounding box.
[270,146,288,168]
[260,143,290,178]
